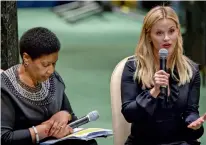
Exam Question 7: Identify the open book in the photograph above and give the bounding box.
[40,128,113,145]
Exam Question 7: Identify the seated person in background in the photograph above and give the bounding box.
[1,27,97,145]
[121,6,206,145]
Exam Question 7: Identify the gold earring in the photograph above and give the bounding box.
[24,62,28,67]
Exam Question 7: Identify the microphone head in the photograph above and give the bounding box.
[87,110,99,121]
[159,48,168,58]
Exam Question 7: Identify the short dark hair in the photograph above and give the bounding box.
[19,27,60,60]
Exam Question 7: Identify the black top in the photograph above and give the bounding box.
[1,65,78,145]
[121,56,204,145]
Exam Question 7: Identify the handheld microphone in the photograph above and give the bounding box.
[159,48,168,96]
[69,110,99,129]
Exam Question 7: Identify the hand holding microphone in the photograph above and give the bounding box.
[41,110,73,139]
[40,110,99,139]
[151,70,170,98]
[150,48,170,98]
[153,70,170,91]
[54,110,99,138]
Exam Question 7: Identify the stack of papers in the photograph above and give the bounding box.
[40,128,113,145]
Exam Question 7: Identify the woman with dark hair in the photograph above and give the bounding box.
[1,27,97,145]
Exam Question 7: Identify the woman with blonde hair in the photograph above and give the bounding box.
[121,6,206,145]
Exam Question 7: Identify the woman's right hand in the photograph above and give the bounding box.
[150,70,170,97]
[153,70,170,90]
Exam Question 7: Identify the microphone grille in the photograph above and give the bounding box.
[159,48,168,57]
[88,110,99,121]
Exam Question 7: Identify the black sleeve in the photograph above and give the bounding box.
[1,91,32,145]
[183,69,204,139]
[61,92,78,123]
[121,60,158,123]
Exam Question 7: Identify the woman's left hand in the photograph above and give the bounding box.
[187,113,206,130]
[43,111,72,136]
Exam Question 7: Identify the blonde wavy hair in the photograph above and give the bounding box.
[134,6,193,89]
